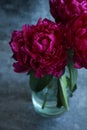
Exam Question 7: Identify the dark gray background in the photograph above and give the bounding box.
[0,0,87,130]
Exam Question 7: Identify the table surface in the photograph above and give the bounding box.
[0,0,87,130]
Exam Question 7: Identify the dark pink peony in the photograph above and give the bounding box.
[66,11,87,68]
[10,18,67,78]
[49,0,87,24]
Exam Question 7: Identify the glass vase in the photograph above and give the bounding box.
[32,77,68,117]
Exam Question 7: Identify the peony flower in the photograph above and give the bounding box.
[66,11,87,68]
[10,18,67,78]
[49,0,87,24]
[10,25,35,73]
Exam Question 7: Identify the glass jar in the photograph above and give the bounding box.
[32,77,68,117]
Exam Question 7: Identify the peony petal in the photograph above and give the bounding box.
[74,62,82,68]
[11,42,19,52]
[13,62,30,73]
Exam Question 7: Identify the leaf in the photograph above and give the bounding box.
[72,84,77,92]
[66,76,73,97]
[29,71,53,92]
[57,83,63,108]
[68,61,78,92]
[66,76,70,87]
[57,74,69,111]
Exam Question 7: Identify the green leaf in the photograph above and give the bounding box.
[72,84,77,92]
[29,71,53,92]
[66,76,70,87]
[57,74,69,111]
[66,76,73,97]
[68,61,78,92]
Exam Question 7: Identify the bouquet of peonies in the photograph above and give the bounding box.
[9,0,87,110]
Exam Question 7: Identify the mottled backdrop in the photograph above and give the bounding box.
[0,0,87,130]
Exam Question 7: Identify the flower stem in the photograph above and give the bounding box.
[42,81,52,109]
[42,91,48,109]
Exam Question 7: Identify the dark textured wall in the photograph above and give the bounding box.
[0,0,87,130]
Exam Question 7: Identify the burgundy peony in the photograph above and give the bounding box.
[49,0,87,24]
[66,11,87,68]
[10,18,67,78]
